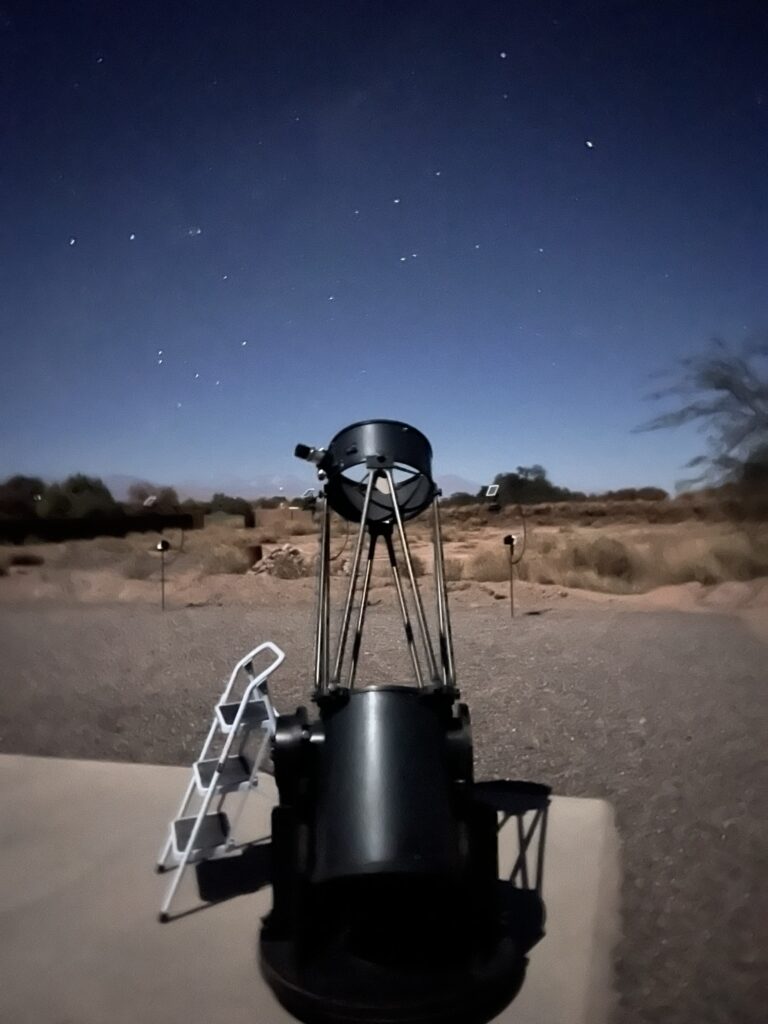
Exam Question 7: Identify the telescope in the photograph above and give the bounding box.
[157,419,548,1024]
[261,420,548,1024]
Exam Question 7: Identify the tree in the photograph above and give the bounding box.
[210,492,256,527]
[444,491,476,507]
[635,334,768,486]
[127,481,180,514]
[0,475,46,518]
[480,468,574,505]
[58,474,119,518]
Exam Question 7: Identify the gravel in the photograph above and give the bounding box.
[0,600,765,1023]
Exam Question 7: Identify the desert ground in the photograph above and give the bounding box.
[0,507,766,1023]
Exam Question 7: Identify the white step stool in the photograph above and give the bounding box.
[156,641,284,921]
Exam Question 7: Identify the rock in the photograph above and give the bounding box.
[251,544,308,579]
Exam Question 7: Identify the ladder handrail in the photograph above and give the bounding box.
[219,642,285,707]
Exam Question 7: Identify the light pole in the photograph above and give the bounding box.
[503,534,516,618]
[156,538,171,610]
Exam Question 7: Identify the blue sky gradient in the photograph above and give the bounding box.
[1,1,765,495]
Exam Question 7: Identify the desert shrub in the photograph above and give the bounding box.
[538,537,556,555]
[442,557,464,581]
[9,552,45,567]
[405,553,426,578]
[123,553,155,579]
[270,550,311,579]
[200,544,251,575]
[589,537,634,579]
[287,521,316,536]
[466,549,509,582]
[711,541,768,581]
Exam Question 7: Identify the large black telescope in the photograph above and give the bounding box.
[259,420,547,1024]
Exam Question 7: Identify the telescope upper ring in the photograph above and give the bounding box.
[319,420,437,524]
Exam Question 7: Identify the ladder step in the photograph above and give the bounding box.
[172,812,230,860]
[194,755,254,794]
[216,700,270,731]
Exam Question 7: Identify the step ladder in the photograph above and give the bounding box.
[156,641,284,921]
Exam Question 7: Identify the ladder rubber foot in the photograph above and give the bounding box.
[158,912,170,923]
[155,864,166,874]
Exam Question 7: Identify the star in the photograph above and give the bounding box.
[499,51,507,59]
[393,198,401,204]
[68,237,76,246]
[241,340,248,346]
[129,233,136,240]
[585,140,594,149]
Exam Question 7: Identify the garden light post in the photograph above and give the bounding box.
[156,538,171,610]
[503,534,516,618]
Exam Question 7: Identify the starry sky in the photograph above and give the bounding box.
[1,0,766,496]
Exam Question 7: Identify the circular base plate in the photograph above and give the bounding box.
[259,930,527,1024]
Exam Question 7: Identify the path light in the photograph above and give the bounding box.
[155,538,171,610]
[503,510,528,618]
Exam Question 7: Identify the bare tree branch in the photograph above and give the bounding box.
[634,333,768,486]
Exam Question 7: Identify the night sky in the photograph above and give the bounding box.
[1,1,766,496]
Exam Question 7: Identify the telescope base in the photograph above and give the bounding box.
[259,870,542,1024]
[259,925,528,1024]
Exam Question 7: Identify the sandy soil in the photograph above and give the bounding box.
[2,559,767,641]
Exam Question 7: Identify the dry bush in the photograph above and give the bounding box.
[9,552,45,567]
[407,553,427,578]
[589,537,635,579]
[466,549,509,582]
[123,553,155,579]
[200,544,251,575]
[287,521,317,537]
[442,557,464,581]
[639,532,768,587]
[269,550,311,579]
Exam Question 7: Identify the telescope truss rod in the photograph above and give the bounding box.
[313,493,332,695]
[431,496,456,689]
[384,469,440,685]
[383,527,424,688]
[347,530,378,688]
[332,470,377,686]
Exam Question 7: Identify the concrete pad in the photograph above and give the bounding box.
[0,755,620,1024]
